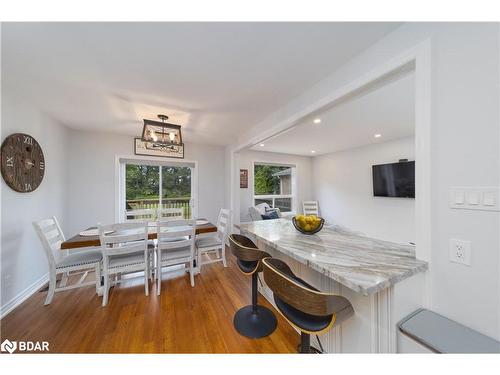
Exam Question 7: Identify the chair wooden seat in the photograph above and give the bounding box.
[237,259,258,274]
[160,236,188,243]
[108,252,147,268]
[195,236,222,249]
[229,234,267,274]
[159,246,191,261]
[56,251,102,269]
[266,266,334,332]
[275,298,334,333]
[262,257,354,353]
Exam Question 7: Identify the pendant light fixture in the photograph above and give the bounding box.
[141,114,183,146]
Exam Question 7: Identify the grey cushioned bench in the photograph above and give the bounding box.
[398,308,500,353]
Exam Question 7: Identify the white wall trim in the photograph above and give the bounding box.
[413,39,432,263]
[0,273,49,319]
[370,293,379,353]
[413,39,433,309]
[231,150,239,227]
[497,23,500,341]
[114,155,199,222]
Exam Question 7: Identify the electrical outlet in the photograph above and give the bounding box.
[449,239,471,266]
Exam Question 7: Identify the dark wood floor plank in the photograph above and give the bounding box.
[1,253,298,353]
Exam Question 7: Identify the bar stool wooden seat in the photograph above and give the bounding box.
[228,234,277,338]
[262,257,354,353]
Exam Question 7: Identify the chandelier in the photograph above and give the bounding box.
[141,114,183,146]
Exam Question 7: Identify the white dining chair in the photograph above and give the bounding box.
[156,218,196,295]
[195,208,231,272]
[33,217,102,305]
[157,207,184,220]
[302,200,319,216]
[124,208,156,279]
[154,208,187,276]
[124,208,156,222]
[99,222,150,306]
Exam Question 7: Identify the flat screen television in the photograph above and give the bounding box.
[372,161,415,198]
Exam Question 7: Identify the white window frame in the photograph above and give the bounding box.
[252,161,297,215]
[115,155,198,222]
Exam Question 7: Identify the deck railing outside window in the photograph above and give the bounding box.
[254,195,292,212]
[126,197,192,219]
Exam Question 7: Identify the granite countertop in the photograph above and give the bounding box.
[239,219,428,296]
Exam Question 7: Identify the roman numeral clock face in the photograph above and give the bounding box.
[1,133,45,193]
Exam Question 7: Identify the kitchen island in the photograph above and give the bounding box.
[239,219,428,353]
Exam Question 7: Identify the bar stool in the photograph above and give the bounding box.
[228,234,277,338]
[262,257,354,353]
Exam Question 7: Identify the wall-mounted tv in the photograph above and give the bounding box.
[372,161,415,198]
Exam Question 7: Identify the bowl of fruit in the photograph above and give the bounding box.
[292,215,324,235]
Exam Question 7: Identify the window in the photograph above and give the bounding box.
[253,163,295,213]
[123,162,193,219]
[126,164,160,209]
[161,165,192,218]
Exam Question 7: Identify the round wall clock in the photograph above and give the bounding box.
[1,133,45,193]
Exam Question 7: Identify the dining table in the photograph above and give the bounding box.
[59,220,218,293]
[60,220,217,250]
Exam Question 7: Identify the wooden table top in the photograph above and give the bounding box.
[61,221,217,250]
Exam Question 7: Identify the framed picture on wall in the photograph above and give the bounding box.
[240,169,248,188]
[134,138,184,159]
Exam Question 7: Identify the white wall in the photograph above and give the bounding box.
[313,137,415,244]
[235,23,500,340]
[1,94,69,314]
[66,129,226,234]
[238,149,313,222]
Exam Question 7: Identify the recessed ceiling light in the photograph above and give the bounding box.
[313,118,321,124]
[259,143,265,147]
[311,150,316,153]
[374,134,382,138]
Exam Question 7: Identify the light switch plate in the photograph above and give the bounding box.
[449,239,471,266]
[482,191,496,206]
[466,191,480,205]
[450,187,500,211]
[454,190,465,205]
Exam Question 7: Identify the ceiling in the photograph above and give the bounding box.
[1,22,402,145]
[250,71,415,156]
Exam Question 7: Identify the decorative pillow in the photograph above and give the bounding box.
[254,202,271,215]
[261,210,280,220]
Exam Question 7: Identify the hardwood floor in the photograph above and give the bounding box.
[0,253,299,353]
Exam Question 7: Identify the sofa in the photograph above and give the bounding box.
[248,203,282,221]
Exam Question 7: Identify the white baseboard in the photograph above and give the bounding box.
[0,273,49,319]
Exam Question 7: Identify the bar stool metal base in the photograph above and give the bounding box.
[298,333,323,354]
[297,344,322,354]
[233,305,277,338]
